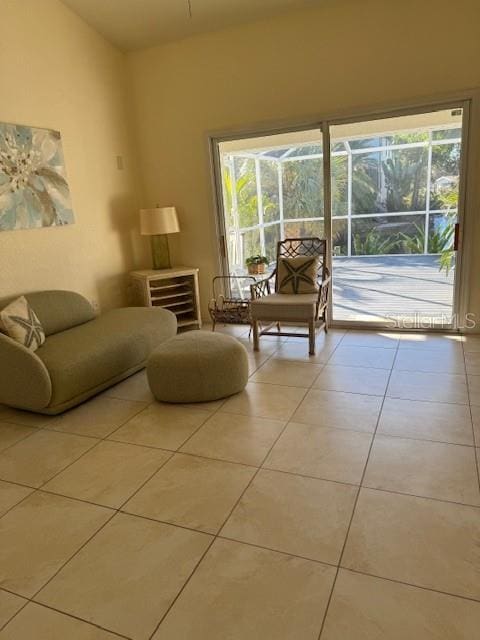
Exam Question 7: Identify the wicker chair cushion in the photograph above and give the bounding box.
[250,293,317,321]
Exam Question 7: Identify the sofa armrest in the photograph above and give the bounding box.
[0,333,52,411]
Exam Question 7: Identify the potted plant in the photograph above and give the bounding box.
[246,255,269,275]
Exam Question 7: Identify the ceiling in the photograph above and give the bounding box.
[61,0,320,52]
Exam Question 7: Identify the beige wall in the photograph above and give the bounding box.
[0,0,148,310]
[127,0,480,323]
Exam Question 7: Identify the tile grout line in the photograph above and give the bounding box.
[145,333,323,639]
[316,330,401,640]
[20,446,181,638]
[0,388,182,637]
[1,332,475,636]
[462,341,480,494]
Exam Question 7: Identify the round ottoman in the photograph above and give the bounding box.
[147,331,249,403]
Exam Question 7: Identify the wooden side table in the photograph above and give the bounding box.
[130,267,202,330]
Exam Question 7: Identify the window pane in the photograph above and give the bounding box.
[331,154,348,217]
[349,137,382,150]
[430,143,460,210]
[388,132,428,144]
[432,128,461,141]
[428,213,455,254]
[352,147,428,214]
[284,219,324,238]
[332,219,348,256]
[351,215,425,255]
[282,159,323,219]
[241,228,261,265]
[264,224,281,264]
[332,142,346,153]
[233,157,258,228]
[221,162,235,229]
[259,159,280,223]
[286,144,322,158]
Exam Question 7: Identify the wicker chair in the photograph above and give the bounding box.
[250,237,330,355]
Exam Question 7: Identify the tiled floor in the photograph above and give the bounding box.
[0,325,479,638]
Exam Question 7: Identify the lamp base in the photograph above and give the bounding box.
[151,235,171,270]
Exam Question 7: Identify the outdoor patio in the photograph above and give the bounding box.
[332,254,454,324]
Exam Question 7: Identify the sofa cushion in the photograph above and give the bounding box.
[0,296,46,351]
[36,307,177,409]
[23,290,97,336]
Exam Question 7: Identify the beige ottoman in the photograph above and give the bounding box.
[147,331,249,403]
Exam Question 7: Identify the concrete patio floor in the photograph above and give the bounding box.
[332,255,455,325]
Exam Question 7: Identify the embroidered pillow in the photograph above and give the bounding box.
[277,256,320,294]
[0,296,46,351]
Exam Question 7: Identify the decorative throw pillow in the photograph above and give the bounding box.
[277,256,320,294]
[0,296,45,351]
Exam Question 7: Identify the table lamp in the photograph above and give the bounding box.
[140,206,180,270]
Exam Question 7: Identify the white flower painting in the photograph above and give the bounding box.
[0,122,74,230]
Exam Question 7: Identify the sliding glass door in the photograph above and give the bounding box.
[213,104,468,329]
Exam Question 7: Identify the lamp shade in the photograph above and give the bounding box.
[140,207,180,236]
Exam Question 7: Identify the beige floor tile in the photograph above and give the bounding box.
[462,334,480,353]
[364,435,480,505]
[207,323,250,338]
[342,488,480,600]
[221,470,356,564]
[0,423,36,453]
[180,398,226,412]
[313,365,389,396]
[0,430,97,488]
[0,408,51,428]
[329,346,395,370]
[398,333,464,352]
[468,374,480,406]
[0,601,125,639]
[378,398,474,445]
[394,347,465,374]
[110,403,211,450]
[44,441,171,508]
[341,331,399,349]
[272,339,338,364]
[36,513,212,640]
[321,569,480,640]
[152,538,335,640]
[180,412,285,466]
[248,354,270,375]
[0,591,26,629]
[221,382,306,421]
[465,351,480,375]
[0,481,32,517]
[387,370,468,404]
[0,492,110,597]
[251,359,323,388]
[125,453,255,533]
[103,370,154,403]
[47,396,146,438]
[238,337,278,355]
[470,405,480,443]
[264,423,372,484]
[292,389,382,433]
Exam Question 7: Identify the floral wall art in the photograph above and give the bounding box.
[0,122,74,230]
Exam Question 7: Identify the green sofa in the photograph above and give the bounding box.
[0,290,177,415]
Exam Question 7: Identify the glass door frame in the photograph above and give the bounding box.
[209,96,473,333]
